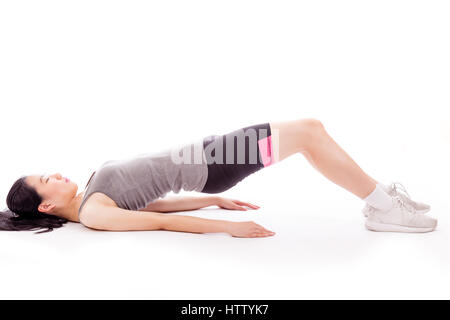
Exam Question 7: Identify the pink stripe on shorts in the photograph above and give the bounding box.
[258,135,274,167]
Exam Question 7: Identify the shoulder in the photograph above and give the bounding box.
[79,192,119,227]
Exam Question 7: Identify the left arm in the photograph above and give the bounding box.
[138,196,260,213]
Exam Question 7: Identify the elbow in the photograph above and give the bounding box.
[159,215,173,231]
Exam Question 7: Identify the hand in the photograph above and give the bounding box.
[227,221,275,238]
[217,197,260,211]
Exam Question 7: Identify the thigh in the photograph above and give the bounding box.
[200,122,274,194]
[269,118,318,163]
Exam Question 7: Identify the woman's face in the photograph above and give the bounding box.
[25,173,78,214]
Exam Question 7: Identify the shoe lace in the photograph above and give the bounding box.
[390,182,411,199]
[393,195,416,213]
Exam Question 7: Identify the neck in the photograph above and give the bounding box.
[57,191,85,222]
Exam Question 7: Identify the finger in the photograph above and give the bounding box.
[258,230,274,236]
[258,225,273,233]
[254,228,269,234]
[233,200,252,207]
[235,201,260,209]
[246,204,260,210]
[259,227,275,235]
[256,232,273,237]
[224,204,246,211]
[248,203,261,209]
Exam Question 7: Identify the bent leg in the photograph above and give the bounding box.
[269,118,378,199]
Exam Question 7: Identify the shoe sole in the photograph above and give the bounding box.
[363,208,430,218]
[365,220,436,233]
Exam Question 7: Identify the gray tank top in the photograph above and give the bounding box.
[78,139,208,218]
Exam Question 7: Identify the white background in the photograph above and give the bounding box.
[0,0,449,299]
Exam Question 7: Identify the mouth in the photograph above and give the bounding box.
[64,177,70,183]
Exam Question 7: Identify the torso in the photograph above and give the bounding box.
[78,138,208,220]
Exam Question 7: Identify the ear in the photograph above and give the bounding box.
[38,203,56,215]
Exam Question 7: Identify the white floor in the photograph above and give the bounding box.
[1,151,449,300]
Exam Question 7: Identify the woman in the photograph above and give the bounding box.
[1,118,435,236]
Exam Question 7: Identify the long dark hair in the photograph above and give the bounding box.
[0,176,68,233]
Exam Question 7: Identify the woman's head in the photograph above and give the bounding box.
[24,173,78,214]
[0,173,75,233]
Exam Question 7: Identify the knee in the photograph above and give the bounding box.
[298,118,325,134]
[295,118,326,149]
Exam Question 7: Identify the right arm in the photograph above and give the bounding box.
[80,204,275,237]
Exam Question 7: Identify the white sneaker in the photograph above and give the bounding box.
[362,182,431,217]
[365,196,437,233]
